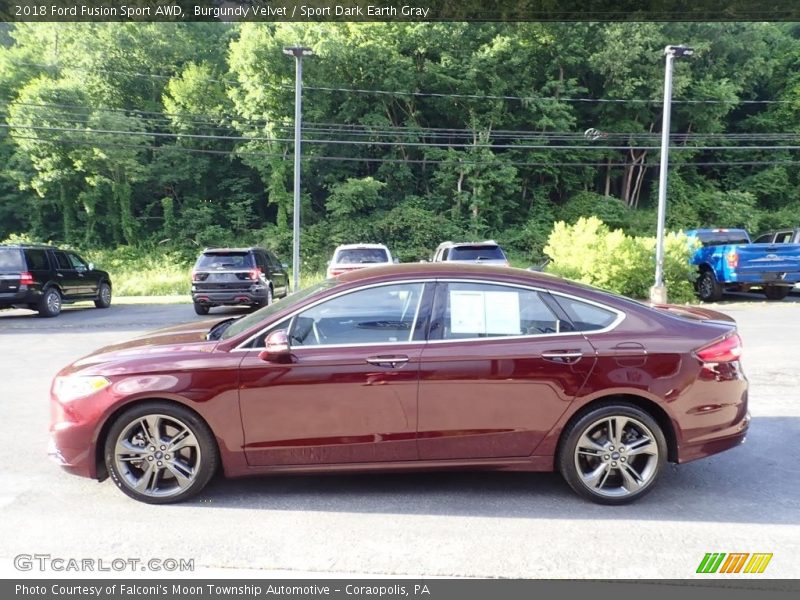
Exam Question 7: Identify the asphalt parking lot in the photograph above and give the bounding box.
[1,295,799,578]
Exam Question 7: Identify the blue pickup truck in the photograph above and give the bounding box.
[686,228,800,301]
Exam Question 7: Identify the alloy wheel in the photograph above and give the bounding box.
[573,415,660,499]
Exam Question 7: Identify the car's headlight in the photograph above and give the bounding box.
[53,376,111,402]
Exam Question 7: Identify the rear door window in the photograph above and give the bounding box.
[23,249,49,271]
[438,282,560,339]
[0,248,25,271]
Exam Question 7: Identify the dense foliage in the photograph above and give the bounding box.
[545,217,698,303]
[1,22,799,271]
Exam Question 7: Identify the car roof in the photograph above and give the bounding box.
[438,240,500,248]
[0,243,57,249]
[202,247,264,253]
[336,262,564,289]
[334,243,390,250]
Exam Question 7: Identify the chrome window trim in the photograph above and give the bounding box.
[232,277,626,352]
[233,280,429,351]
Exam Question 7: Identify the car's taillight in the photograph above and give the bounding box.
[695,333,742,363]
[248,268,260,280]
[19,271,34,285]
[726,251,739,269]
[191,270,200,282]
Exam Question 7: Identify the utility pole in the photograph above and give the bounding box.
[651,44,693,304]
[283,46,313,292]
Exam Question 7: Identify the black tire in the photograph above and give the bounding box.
[697,269,723,302]
[104,402,219,504]
[764,285,790,301]
[37,287,62,317]
[558,402,667,505]
[193,302,210,316]
[94,282,112,308]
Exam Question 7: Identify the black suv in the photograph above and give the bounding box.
[191,247,290,315]
[0,244,112,317]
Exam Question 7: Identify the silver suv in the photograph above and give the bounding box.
[432,241,509,266]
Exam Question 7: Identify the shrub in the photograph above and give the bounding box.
[543,217,697,303]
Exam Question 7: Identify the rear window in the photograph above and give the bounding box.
[0,248,25,271]
[196,252,255,269]
[449,245,506,261]
[693,231,750,246]
[334,248,389,264]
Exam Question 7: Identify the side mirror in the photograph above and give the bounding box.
[257,329,291,362]
[281,263,288,269]
[88,262,95,271]
[393,258,400,264]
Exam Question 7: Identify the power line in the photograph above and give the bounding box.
[12,60,792,106]
[8,133,800,169]
[6,123,800,153]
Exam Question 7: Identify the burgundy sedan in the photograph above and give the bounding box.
[49,264,749,504]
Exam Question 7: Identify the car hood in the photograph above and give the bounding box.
[63,319,225,374]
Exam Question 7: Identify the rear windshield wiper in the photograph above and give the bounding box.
[206,317,240,341]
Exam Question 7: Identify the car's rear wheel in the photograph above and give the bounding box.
[94,282,112,308]
[763,285,790,301]
[558,403,666,505]
[193,302,209,315]
[104,403,218,504]
[37,287,62,317]
[697,270,723,302]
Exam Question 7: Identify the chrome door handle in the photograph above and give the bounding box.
[366,355,409,368]
[542,350,584,364]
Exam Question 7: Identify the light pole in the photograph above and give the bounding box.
[651,44,693,304]
[283,45,313,292]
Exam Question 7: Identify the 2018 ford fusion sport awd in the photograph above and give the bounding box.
[49,264,749,505]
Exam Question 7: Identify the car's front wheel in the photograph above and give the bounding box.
[558,403,667,505]
[104,402,218,504]
[94,282,112,308]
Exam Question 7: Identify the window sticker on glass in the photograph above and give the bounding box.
[449,290,521,335]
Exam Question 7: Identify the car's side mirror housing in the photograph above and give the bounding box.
[88,262,94,271]
[258,330,291,362]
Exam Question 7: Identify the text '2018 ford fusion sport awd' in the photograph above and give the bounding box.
[49,264,749,505]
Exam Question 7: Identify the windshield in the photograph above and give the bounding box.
[220,279,338,341]
[334,248,389,264]
[0,247,25,271]
[195,252,254,270]
[449,246,506,260]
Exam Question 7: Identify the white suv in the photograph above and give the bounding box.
[326,244,394,278]
[432,240,509,266]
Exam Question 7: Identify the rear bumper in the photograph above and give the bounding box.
[678,412,749,463]
[0,288,39,306]
[191,285,268,306]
